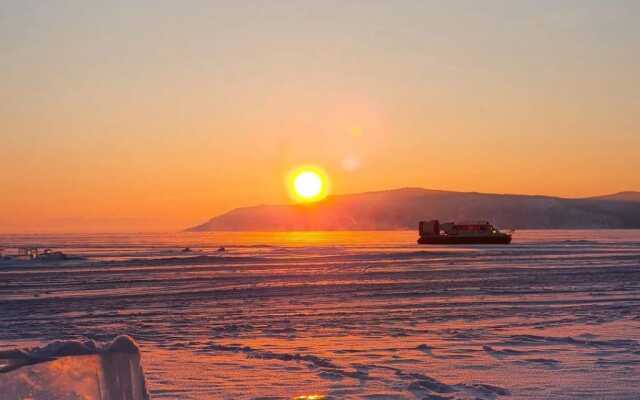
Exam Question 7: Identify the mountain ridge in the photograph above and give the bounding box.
[188,188,640,231]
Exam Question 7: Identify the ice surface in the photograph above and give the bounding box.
[1,230,640,399]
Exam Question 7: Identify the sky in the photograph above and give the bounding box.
[1,0,639,233]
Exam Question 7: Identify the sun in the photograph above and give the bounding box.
[295,171,323,198]
[287,166,329,203]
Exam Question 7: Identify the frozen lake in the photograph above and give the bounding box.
[1,230,640,399]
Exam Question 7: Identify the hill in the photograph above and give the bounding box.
[589,191,640,202]
[187,188,640,231]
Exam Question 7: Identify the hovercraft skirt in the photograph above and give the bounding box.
[417,235,512,245]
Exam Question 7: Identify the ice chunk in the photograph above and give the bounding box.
[0,335,149,400]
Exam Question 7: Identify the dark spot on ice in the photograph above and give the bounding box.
[516,358,561,368]
[576,333,598,339]
[210,323,254,338]
[334,349,361,354]
[264,326,297,338]
[462,383,511,397]
[416,344,433,354]
[498,334,639,350]
[404,373,455,394]
[441,328,486,340]
[483,345,539,358]
[318,369,344,380]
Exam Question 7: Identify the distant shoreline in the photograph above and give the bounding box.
[188,188,640,232]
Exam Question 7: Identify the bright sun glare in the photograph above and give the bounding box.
[288,167,329,203]
[294,172,323,198]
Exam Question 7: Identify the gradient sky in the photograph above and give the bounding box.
[1,0,639,232]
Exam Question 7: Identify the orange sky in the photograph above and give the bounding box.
[1,1,639,233]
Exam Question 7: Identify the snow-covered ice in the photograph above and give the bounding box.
[1,230,640,399]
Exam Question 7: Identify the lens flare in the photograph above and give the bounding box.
[287,166,330,203]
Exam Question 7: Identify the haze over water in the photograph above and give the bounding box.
[2,230,640,399]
